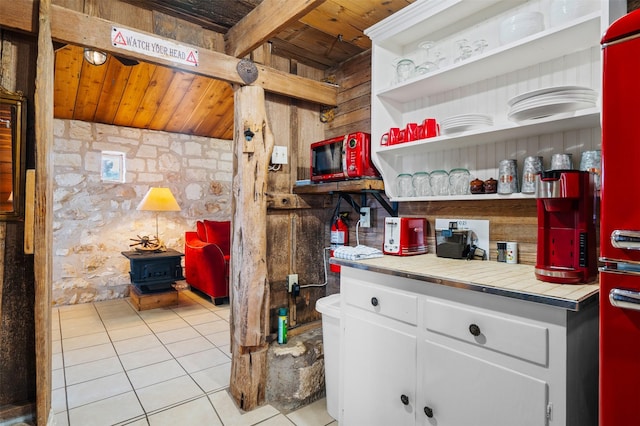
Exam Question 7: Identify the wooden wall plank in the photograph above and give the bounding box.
[35,0,54,422]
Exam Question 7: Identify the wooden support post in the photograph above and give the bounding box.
[35,0,54,423]
[229,85,274,411]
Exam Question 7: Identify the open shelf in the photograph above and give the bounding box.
[376,13,601,103]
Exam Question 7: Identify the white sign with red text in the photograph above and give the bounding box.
[111,26,199,67]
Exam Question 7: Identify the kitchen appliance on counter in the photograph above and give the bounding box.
[310,132,380,183]
[600,11,640,425]
[534,170,596,284]
[383,217,427,256]
[436,222,473,259]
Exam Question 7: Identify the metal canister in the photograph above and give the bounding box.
[498,159,518,194]
[521,156,543,193]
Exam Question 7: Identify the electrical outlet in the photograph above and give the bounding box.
[272,146,288,164]
[287,274,298,292]
[360,207,371,228]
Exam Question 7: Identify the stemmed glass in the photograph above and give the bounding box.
[416,41,438,75]
[454,39,473,63]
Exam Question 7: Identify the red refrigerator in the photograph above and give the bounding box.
[600,9,640,426]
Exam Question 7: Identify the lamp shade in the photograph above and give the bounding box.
[137,188,181,212]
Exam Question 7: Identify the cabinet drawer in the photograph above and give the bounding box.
[423,299,548,365]
[344,279,418,325]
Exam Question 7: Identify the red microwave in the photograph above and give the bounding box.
[310,132,379,183]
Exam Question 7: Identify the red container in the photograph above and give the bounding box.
[534,170,596,284]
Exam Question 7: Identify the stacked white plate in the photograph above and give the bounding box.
[507,86,598,122]
[440,113,493,134]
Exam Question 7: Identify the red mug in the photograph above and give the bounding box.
[422,118,440,138]
[380,133,389,146]
[405,122,418,142]
[398,129,406,144]
[388,127,400,145]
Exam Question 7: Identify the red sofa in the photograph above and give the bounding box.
[184,220,230,305]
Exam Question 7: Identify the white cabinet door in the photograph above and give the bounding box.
[342,312,417,426]
[417,340,548,426]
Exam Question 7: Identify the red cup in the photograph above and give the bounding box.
[422,118,440,138]
[398,129,406,144]
[388,127,400,145]
[405,122,418,142]
[381,133,389,146]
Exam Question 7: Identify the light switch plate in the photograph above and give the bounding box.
[272,146,288,164]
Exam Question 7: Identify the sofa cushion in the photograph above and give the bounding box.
[203,220,231,254]
[196,220,206,242]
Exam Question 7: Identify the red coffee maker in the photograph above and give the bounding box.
[534,170,596,284]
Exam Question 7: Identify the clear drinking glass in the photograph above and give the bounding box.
[412,172,431,196]
[430,170,450,196]
[395,59,416,83]
[396,173,414,197]
[449,168,471,195]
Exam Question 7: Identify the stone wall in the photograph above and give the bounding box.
[52,119,232,306]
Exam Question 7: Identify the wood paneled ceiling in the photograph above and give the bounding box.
[53,0,415,139]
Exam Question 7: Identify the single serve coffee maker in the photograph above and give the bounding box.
[535,170,596,284]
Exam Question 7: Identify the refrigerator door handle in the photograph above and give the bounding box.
[611,230,640,250]
[610,288,640,312]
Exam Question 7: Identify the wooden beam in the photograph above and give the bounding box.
[225,0,327,59]
[0,0,338,106]
[229,85,274,411]
[35,0,54,423]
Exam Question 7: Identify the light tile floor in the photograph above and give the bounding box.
[51,290,337,426]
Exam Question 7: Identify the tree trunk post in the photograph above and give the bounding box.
[229,84,274,411]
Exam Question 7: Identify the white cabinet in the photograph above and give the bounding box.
[341,278,418,425]
[417,341,548,426]
[364,0,625,201]
[339,266,598,426]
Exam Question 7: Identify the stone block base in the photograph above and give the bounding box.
[266,326,326,413]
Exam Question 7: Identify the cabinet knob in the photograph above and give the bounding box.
[371,297,379,307]
[400,394,409,405]
[424,406,434,418]
[469,323,481,337]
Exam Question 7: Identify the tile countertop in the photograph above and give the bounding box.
[331,254,599,311]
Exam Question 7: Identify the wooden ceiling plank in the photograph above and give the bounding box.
[299,4,372,50]
[225,0,328,59]
[130,65,177,129]
[94,53,134,123]
[72,58,110,121]
[184,79,231,135]
[112,62,156,127]
[53,45,83,119]
[164,75,210,133]
[194,81,234,136]
[147,71,195,131]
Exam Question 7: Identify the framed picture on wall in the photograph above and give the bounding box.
[101,151,125,183]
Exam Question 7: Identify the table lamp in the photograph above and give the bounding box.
[136,187,181,251]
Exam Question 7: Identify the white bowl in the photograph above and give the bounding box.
[499,12,544,45]
[549,0,591,27]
